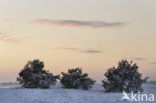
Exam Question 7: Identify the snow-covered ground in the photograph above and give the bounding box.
[0,82,155,103]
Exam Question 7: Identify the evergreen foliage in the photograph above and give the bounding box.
[102,60,143,93]
[17,59,59,88]
[60,68,96,90]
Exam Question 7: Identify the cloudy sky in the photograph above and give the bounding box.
[0,0,156,82]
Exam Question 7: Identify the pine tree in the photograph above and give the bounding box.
[102,60,143,93]
[17,59,59,88]
[60,68,96,90]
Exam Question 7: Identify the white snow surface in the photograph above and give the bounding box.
[0,82,155,103]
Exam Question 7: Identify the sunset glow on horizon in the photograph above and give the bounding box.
[0,0,156,82]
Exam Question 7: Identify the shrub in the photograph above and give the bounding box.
[17,59,59,88]
[102,60,143,93]
[60,68,96,90]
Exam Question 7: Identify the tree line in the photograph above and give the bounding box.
[17,59,146,93]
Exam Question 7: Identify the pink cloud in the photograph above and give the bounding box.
[0,35,20,43]
[57,47,102,54]
[0,30,20,43]
[31,19,126,29]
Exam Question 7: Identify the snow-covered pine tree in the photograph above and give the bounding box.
[102,60,143,93]
[60,68,96,90]
[17,59,59,88]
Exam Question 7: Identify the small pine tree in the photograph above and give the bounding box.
[102,60,143,93]
[60,68,96,90]
[17,59,59,88]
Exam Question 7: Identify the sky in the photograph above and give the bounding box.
[0,0,156,82]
